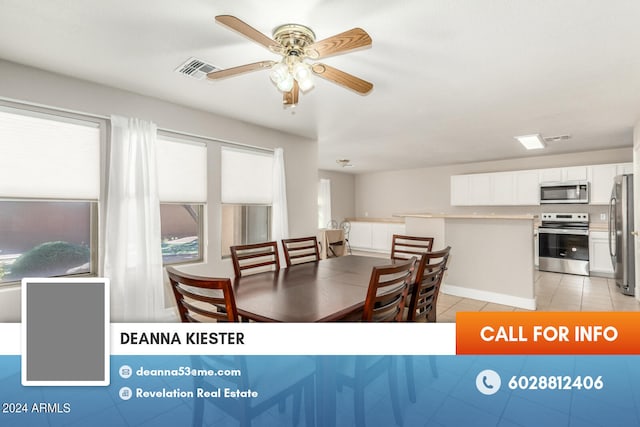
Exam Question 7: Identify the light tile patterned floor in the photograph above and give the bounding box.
[437,270,640,322]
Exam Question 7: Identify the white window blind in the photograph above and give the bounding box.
[156,137,207,203]
[0,108,100,199]
[221,147,273,204]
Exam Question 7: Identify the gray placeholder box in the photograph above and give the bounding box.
[22,278,110,386]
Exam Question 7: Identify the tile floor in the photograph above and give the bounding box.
[437,270,640,322]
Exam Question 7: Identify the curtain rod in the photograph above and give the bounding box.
[0,96,274,153]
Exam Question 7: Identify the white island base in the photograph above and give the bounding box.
[402,214,537,310]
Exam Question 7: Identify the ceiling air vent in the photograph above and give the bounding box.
[543,134,572,143]
[175,57,220,80]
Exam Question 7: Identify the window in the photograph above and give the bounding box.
[160,204,203,265]
[220,147,274,257]
[0,201,95,285]
[0,105,100,285]
[221,205,272,257]
[318,178,332,228]
[156,134,207,265]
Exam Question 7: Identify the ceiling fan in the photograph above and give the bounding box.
[207,15,373,106]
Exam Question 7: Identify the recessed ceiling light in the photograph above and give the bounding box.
[515,134,545,150]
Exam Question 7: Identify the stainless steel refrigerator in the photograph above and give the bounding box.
[609,174,635,295]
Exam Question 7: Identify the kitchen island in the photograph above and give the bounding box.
[398,213,537,310]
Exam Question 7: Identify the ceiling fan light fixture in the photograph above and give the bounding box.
[269,62,287,81]
[276,73,294,92]
[293,62,314,92]
[211,16,374,105]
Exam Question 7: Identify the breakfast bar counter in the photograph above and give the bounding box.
[397,213,538,310]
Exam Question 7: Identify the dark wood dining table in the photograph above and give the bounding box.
[232,254,393,322]
[231,254,397,427]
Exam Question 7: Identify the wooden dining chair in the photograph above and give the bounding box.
[390,234,434,261]
[336,258,416,427]
[166,266,238,323]
[281,236,320,267]
[406,246,451,323]
[230,241,280,277]
[362,257,416,322]
[403,246,451,403]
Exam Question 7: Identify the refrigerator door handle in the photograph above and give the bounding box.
[609,196,616,258]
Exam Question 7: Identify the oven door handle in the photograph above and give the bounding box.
[538,228,589,236]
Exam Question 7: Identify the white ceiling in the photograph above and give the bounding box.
[0,0,639,173]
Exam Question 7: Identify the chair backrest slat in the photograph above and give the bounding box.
[230,241,280,277]
[166,266,238,323]
[391,234,434,261]
[282,236,320,267]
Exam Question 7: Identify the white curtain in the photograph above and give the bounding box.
[318,178,332,228]
[271,148,289,243]
[103,115,164,321]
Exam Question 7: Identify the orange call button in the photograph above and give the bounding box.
[457,312,640,354]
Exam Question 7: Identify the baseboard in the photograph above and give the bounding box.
[588,271,615,279]
[441,283,537,310]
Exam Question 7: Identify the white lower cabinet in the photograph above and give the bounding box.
[589,231,614,275]
[349,222,406,253]
[348,222,372,249]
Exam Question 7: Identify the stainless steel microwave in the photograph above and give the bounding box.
[539,181,589,204]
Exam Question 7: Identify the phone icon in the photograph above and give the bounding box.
[482,375,494,389]
[476,369,501,395]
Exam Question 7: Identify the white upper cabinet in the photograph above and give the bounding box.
[590,164,618,205]
[450,174,469,206]
[618,163,633,174]
[492,172,516,205]
[538,168,562,183]
[468,173,492,205]
[589,163,633,205]
[451,170,539,206]
[564,166,589,181]
[450,162,631,207]
[539,166,588,183]
[514,170,540,205]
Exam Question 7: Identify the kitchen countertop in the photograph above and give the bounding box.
[396,213,538,220]
[345,217,405,223]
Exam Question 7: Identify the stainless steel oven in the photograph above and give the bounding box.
[540,181,589,204]
[538,213,589,276]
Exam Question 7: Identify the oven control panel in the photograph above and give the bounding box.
[541,213,589,222]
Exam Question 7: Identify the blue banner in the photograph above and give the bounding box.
[1,354,639,426]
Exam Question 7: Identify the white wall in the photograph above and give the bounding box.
[0,59,318,321]
[318,170,355,224]
[355,147,632,219]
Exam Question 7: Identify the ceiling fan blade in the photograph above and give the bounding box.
[305,28,372,59]
[207,61,276,80]
[283,81,299,106]
[311,63,373,94]
[215,15,283,53]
